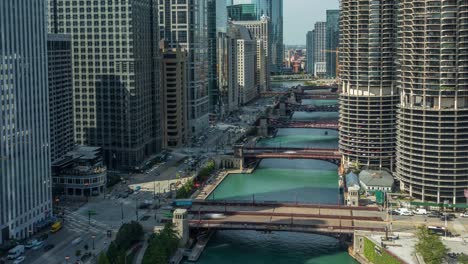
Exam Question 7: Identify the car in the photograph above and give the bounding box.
[37,233,48,241]
[32,241,44,250]
[71,237,83,246]
[13,256,26,264]
[389,210,399,215]
[413,209,427,215]
[25,239,38,249]
[428,211,442,218]
[43,244,54,252]
[460,212,468,218]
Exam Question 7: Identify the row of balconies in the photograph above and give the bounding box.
[397,158,468,171]
[396,167,468,182]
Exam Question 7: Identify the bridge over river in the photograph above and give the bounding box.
[233,146,341,164]
[187,201,386,236]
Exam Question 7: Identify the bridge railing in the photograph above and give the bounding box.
[189,220,386,233]
[192,200,381,211]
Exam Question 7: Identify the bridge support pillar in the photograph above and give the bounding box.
[279,103,287,117]
[258,118,268,137]
[173,209,189,246]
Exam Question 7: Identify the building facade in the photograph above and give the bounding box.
[159,0,209,136]
[230,0,283,74]
[52,146,107,199]
[313,22,327,77]
[255,39,268,93]
[227,4,256,21]
[160,44,188,149]
[236,35,256,105]
[48,34,74,163]
[232,17,271,91]
[396,0,468,203]
[1,0,52,243]
[306,30,314,74]
[326,10,340,78]
[339,1,398,171]
[49,0,162,169]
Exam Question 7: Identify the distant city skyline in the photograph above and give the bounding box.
[284,0,339,45]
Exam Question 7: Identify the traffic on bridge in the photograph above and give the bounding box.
[187,200,386,235]
[268,119,339,129]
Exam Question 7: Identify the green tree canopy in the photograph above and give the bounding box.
[142,223,180,264]
[97,252,111,264]
[415,226,448,264]
[115,221,144,250]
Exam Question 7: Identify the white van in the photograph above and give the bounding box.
[7,245,25,259]
[413,208,427,215]
[396,208,413,216]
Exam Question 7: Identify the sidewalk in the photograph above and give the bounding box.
[195,168,254,200]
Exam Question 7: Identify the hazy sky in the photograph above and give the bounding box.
[284,0,339,45]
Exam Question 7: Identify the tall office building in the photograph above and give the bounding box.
[227,4,257,21]
[312,22,327,77]
[326,10,340,78]
[208,0,228,114]
[160,43,188,149]
[48,34,74,163]
[1,0,52,242]
[306,30,314,74]
[49,0,162,169]
[255,39,268,93]
[339,1,398,171]
[230,0,283,74]
[159,0,209,135]
[233,17,271,92]
[396,0,468,203]
[235,29,256,104]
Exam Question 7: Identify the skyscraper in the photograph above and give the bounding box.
[230,0,283,74]
[1,0,52,242]
[208,0,228,114]
[326,10,340,78]
[396,0,468,203]
[313,22,327,77]
[49,0,162,169]
[306,30,315,74]
[48,34,74,163]
[228,4,257,21]
[233,17,271,92]
[159,0,209,135]
[160,43,188,149]
[339,1,398,171]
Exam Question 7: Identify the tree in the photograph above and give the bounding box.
[415,226,448,264]
[458,254,468,264]
[75,249,81,257]
[115,221,144,250]
[83,244,89,251]
[97,252,111,264]
[142,223,180,264]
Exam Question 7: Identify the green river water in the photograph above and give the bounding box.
[187,82,357,264]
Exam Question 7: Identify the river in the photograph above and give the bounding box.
[186,81,357,264]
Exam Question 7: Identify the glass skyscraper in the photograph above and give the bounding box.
[326,10,340,78]
[230,0,283,73]
[1,0,52,242]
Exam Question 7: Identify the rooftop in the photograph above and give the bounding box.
[359,170,394,187]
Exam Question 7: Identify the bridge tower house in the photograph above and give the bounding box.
[173,209,189,246]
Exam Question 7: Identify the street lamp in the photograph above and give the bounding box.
[91,235,96,250]
[65,256,70,264]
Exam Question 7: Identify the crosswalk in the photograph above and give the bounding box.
[62,209,111,235]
